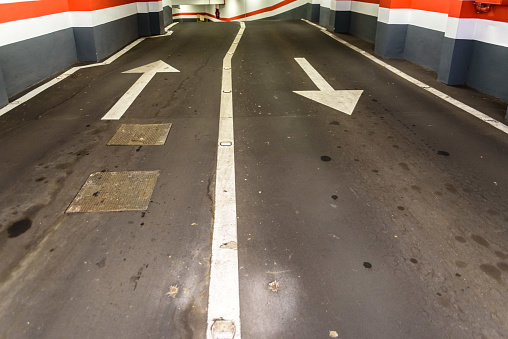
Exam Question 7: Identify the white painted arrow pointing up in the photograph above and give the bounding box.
[293,58,362,115]
[102,60,179,120]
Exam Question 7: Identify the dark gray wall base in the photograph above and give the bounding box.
[75,15,139,62]
[334,11,351,33]
[319,7,334,32]
[97,15,139,60]
[505,106,508,120]
[138,12,164,36]
[163,6,173,27]
[262,3,312,20]
[349,12,376,43]
[438,37,474,85]
[0,67,8,108]
[0,28,77,97]
[150,11,165,35]
[403,25,444,72]
[374,22,407,58]
[73,28,98,61]
[311,4,320,22]
[467,40,508,102]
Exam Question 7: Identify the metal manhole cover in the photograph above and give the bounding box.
[107,123,172,146]
[66,171,160,213]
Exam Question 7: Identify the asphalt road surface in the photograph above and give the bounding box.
[1,21,507,339]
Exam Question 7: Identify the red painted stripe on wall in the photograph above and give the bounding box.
[378,0,508,23]
[173,0,299,21]
[0,0,68,24]
[67,0,155,11]
[223,0,297,21]
[0,0,159,24]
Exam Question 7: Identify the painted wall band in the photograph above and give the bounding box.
[0,2,165,48]
[0,0,165,108]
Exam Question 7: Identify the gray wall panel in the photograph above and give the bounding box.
[149,11,165,35]
[74,15,139,62]
[467,41,508,102]
[138,12,163,37]
[0,28,77,97]
[311,4,320,22]
[73,28,98,61]
[334,11,351,33]
[138,13,152,36]
[350,12,376,43]
[0,67,8,108]
[374,22,407,58]
[95,15,139,61]
[438,37,474,85]
[163,6,173,26]
[403,25,444,72]
[319,7,334,32]
[262,3,312,20]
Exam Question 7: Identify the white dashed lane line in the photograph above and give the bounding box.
[207,22,245,339]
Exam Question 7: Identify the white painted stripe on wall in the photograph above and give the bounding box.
[377,7,410,25]
[0,12,72,47]
[303,19,508,135]
[246,0,309,21]
[312,0,320,4]
[379,8,508,48]
[475,19,508,48]
[378,8,447,32]
[136,1,163,13]
[319,0,334,10]
[0,1,163,47]
[71,3,137,27]
[335,1,352,11]
[409,9,447,32]
[350,1,378,17]
[445,17,477,40]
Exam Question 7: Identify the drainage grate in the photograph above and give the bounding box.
[66,171,160,213]
[107,123,172,146]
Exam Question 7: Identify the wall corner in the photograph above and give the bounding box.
[374,23,407,58]
[0,67,8,109]
[437,37,474,85]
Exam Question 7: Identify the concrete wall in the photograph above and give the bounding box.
[313,0,508,106]
[0,0,169,108]
[172,0,313,21]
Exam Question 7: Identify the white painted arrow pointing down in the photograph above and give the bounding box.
[293,58,363,115]
[102,60,179,120]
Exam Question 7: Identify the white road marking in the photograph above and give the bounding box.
[207,22,245,339]
[295,57,333,91]
[0,23,179,118]
[294,57,363,115]
[302,19,508,135]
[101,61,179,120]
[147,22,178,38]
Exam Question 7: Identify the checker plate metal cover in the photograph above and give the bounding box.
[107,124,172,146]
[66,171,160,213]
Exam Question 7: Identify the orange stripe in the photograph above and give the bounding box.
[0,0,159,24]
[378,0,508,22]
[174,0,298,21]
[67,0,153,11]
[0,0,69,24]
